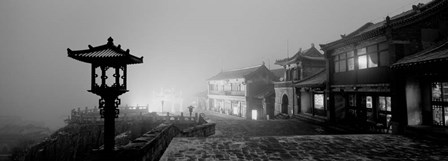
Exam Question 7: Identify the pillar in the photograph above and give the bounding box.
[103,96,117,152]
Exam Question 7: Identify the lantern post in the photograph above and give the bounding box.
[67,37,143,152]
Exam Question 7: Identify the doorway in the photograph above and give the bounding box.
[282,94,289,114]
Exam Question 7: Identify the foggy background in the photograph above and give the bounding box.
[0,0,430,129]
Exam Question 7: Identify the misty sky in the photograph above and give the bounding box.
[0,0,430,129]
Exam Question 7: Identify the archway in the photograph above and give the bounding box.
[282,94,289,114]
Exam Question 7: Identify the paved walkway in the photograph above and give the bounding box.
[160,112,448,160]
[205,112,345,138]
[161,134,448,161]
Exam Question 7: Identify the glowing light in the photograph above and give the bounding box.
[251,110,257,120]
[358,55,367,69]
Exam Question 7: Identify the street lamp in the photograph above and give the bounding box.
[67,37,143,152]
[161,100,164,113]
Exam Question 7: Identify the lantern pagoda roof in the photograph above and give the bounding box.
[67,37,143,65]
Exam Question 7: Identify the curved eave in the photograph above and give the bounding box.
[391,58,448,69]
[68,54,143,65]
[320,28,385,51]
[299,55,325,62]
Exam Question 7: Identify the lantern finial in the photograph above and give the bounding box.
[107,37,114,44]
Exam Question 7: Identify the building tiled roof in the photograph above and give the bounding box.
[294,69,326,88]
[270,68,286,80]
[392,40,448,69]
[275,44,324,66]
[254,84,274,98]
[320,0,448,50]
[68,37,143,65]
[208,64,264,80]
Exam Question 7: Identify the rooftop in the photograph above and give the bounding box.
[67,37,143,65]
[392,39,448,69]
[275,44,324,66]
[320,0,448,50]
[208,64,266,80]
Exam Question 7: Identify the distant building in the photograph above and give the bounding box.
[273,44,326,116]
[194,90,208,111]
[253,68,285,119]
[320,0,448,133]
[207,64,279,119]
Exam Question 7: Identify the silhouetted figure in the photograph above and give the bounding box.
[188,106,194,117]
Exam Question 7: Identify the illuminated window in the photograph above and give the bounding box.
[379,96,391,112]
[366,96,372,108]
[358,55,367,69]
[251,110,257,120]
[379,96,392,129]
[357,48,367,69]
[314,94,325,110]
[431,82,448,126]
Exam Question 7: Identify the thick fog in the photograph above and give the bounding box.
[0,0,430,129]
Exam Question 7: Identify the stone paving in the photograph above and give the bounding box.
[161,134,448,161]
[205,112,344,138]
[160,112,448,161]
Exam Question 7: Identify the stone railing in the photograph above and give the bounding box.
[179,123,215,137]
[86,113,216,161]
[87,123,180,161]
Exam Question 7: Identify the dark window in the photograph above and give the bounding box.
[340,59,347,72]
[367,45,378,52]
[347,51,355,71]
[379,51,390,66]
[334,56,340,72]
[379,42,388,51]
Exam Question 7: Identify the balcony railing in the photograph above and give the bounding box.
[209,90,245,96]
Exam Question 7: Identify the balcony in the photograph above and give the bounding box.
[209,90,245,96]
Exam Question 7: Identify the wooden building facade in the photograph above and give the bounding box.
[207,64,279,119]
[321,0,448,133]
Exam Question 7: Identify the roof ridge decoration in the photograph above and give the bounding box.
[320,0,447,50]
[275,44,324,66]
[67,37,143,65]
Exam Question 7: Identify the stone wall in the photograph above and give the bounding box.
[87,123,180,161]
[87,113,216,161]
[24,120,161,161]
[179,123,216,137]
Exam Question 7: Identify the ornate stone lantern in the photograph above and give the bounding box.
[67,37,143,152]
